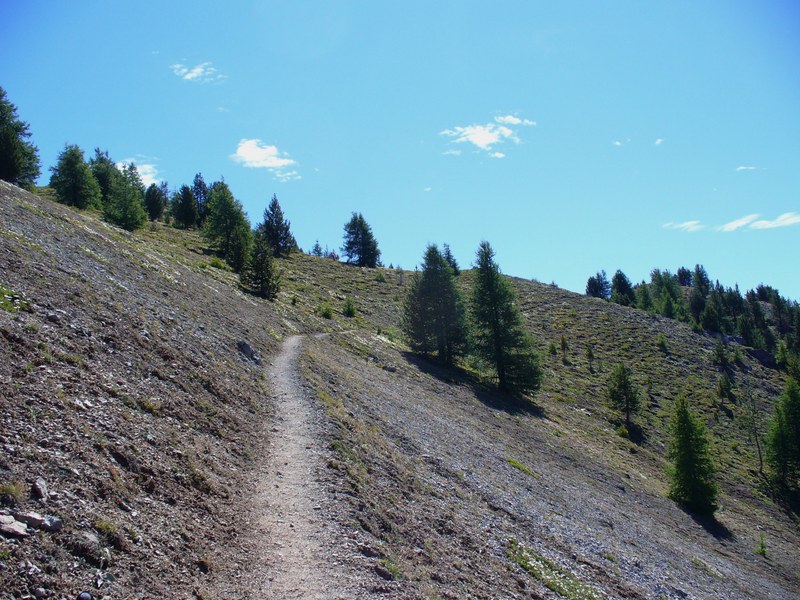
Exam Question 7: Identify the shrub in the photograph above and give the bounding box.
[343,297,356,318]
[318,303,333,319]
[375,271,386,283]
[657,332,668,353]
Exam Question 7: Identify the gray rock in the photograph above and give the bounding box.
[42,515,63,532]
[32,476,48,502]
[236,340,261,364]
[0,516,28,538]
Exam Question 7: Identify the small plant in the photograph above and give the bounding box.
[506,457,539,478]
[657,332,669,353]
[342,297,356,318]
[208,256,227,270]
[318,303,333,319]
[548,341,557,356]
[380,557,402,580]
[0,284,30,313]
[94,517,118,535]
[756,532,767,558]
[291,295,298,306]
[615,424,630,439]
[560,335,569,364]
[375,271,386,283]
[0,481,25,504]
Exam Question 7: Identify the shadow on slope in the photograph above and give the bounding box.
[401,351,544,417]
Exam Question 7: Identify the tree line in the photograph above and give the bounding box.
[586,265,800,379]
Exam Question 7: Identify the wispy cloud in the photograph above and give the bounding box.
[441,114,534,157]
[495,114,536,126]
[750,212,800,229]
[171,62,226,83]
[612,137,631,147]
[442,149,461,156]
[736,165,758,172]
[663,220,705,233]
[230,139,299,181]
[116,157,160,186]
[655,138,664,146]
[423,187,432,193]
[718,213,759,232]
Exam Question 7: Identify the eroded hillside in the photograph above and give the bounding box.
[1,182,798,599]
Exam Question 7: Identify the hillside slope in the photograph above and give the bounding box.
[1,182,798,598]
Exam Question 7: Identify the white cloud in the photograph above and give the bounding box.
[423,187,432,192]
[442,149,462,156]
[230,138,299,180]
[750,212,800,229]
[495,115,536,126]
[718,213,759,232]
[116,158,160,186]
[655,138,664,145]
[736,165,757,172]
[612,140,623,147]
[171,62,226,83]
[663,220,705,232]
[441,114,534,157]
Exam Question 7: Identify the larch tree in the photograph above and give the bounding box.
[668,395,718,516]
[89,148,121,208]
[766,377,800,490]
[0,86,40,189]
[171,184,199,229]
[586,270,611,299]
[342,212,381,267]
[202,181,252,271]
[606,363,641,429]
[402,244,467,365]
[260,194,297,257]
[103,162,147,231]
[470,241,541,395]
[192,173,209,225]
[144,182,167,221]
[49,144,101,209]
[611,269,636,306]
[242,231,280,300]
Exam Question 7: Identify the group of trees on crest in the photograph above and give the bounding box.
[402,241,542,396]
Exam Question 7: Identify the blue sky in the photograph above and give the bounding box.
[3,1,799,299]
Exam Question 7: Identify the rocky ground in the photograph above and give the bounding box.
[1,181,798,598]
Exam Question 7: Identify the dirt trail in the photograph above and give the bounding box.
[213,334,372,599]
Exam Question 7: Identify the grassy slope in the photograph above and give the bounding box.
[1,183,798,598]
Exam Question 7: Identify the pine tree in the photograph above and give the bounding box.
[442,243,460,276]
[402,244,467,365]
[49,144,101,209]
[611,270,635,306]
[766,378,800,489]
[668,395,718,515]
[144,182,167,221]
[89,148,121,208]
[260,194,296,257]
[203,181,251,269]
[103,163,147,231]
[636,281,653,311]
[192,173,209,225]
[311,240,323,257]
[242,232,280,300]
[470,241,541,395]
[171,185,199,229]
[606,363,641,428]
[0,86,40,189]
[342,212,381,267]
[586,270,611,299]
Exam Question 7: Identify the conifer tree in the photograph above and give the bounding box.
[103,163,147,231]
[260,194,296,257]
[442,243,460,276]
[611,270,635,306]
[470,241,541,395]
[49,144,101,209]
[766,378,800,489]
[586,270,611,299]
[192,173,209,225]
[171,185,199,229]
[668,395,718,515]
[342,212,381,267]
[636,281,653,312]
[144,182,167,221]
[402,244,467,365]
[202,181,251,269]
[0,86,40,189]
[242,231,280,300]
[89,148,121,208]
[606,363,641,428]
